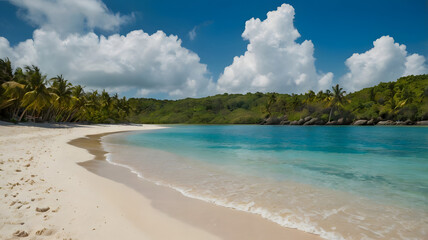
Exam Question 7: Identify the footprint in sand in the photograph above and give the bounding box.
[36,207,50,212]
[13,230,29,237]
[36,228,54,236]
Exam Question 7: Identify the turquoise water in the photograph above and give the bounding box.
[104,126,428,239]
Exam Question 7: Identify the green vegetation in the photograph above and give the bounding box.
[127,75,428,124]
[1,58,427,124]
[0,58,130,123]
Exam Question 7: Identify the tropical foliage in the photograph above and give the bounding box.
[0,58,130,123]
[1,58,427,124]
[127,75,428,124]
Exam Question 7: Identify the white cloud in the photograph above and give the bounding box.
[4,0,427,99]
[341,36,428,92]
[1,0,214,98]
[217,4,333,94]
[0,29,214,98]
[404,53,428,76]
[8,0,132,35]
[188,27,197,41]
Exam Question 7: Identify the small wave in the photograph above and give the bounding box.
[101,141,344,240]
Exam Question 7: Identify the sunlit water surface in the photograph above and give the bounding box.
[103,125,428,239]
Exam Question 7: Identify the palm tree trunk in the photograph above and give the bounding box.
[328,106,334,122]
[65,108,77,122]
[13,106,20,120]
[31,108,36,122]
[18,108,27,122]
[44,105,53,121]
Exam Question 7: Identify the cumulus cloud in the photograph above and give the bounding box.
[341,36,428,92]
[8,0,132,35]
[0,29,214,98]
[217,4,333,94]
[1,0,214,98]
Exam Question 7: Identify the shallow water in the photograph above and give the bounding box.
[103,125,428,239]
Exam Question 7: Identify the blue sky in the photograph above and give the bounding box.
[0,0,427,98]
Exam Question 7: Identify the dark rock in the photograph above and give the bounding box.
[318,119,326,125]
[405,120,414,125]
[367,119,375,125]
[289,120,299,125]
[303,118,319,125]
[265,117,281,125]
[337,118,345,125]
[326,121,337,125]
[297,119,305,125]
[416,120,428,125]
[278,115,286,122]
[377,120,395,125]
[280,120,290,125]
[304,116,312,122]
[353,120,367,125]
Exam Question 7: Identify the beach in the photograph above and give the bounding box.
[0,122,320,240]
[100,125,428,239]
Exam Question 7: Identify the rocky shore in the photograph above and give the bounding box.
[261,116,428,126]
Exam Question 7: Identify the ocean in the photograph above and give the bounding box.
[102,125,428,239]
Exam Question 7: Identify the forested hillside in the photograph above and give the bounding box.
[1,58,427,124]
[128,75,428,124]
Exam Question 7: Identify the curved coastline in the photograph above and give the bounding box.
[0,123,220,240]
[73,130,322,240]
[97,126,428,240]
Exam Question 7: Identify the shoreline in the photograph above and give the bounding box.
[0,123,220,239]
[74,130,322,240]
[0,122,321,240]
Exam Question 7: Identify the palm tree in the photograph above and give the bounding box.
[0,58,14,83]
[265,93,277,117]
[19,66,55,121]
[50,75,73,121]
[100,90,111,110]
[305,90,316,104]
[290,94,300,112]
[65,85,86,122]
[1,81,25,119]
[117,96,130,121]
[327,84,347,122]
[0,58,16,116]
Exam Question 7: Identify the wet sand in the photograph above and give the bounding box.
[72,132,322,240]
[0,122,321,239]
[0,123,219,240]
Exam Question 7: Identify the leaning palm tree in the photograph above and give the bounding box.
[1,81,25,119]
[19,66,55,121]
[327,84,347,122]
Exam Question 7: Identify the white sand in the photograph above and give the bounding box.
[0,122,220,240]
